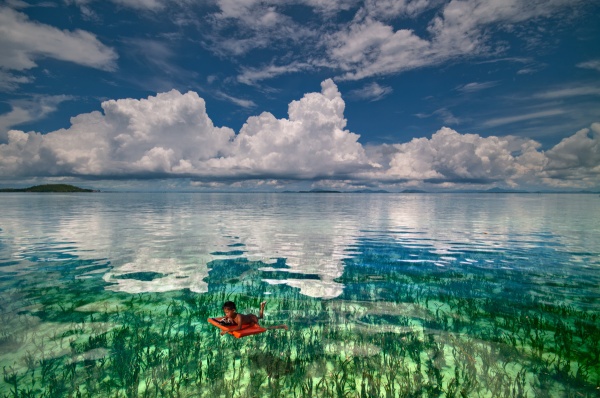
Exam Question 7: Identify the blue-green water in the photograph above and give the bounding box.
[0,193,599,397]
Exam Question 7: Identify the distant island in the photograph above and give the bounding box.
[298,189,342,193]
[399,189,427,193]
[0,184,94,193]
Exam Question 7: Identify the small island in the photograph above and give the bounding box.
[0,184,94,193]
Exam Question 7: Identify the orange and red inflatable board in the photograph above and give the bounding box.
[208,318,267,338]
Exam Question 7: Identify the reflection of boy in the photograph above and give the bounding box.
[219,301,288,336]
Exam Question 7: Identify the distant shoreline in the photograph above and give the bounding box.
[0,184,597,194]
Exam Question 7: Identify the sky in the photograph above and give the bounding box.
[0,0,599,192]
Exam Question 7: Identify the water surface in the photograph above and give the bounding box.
[1,193,599,397]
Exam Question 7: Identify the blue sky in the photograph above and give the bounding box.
[0,0,599,191]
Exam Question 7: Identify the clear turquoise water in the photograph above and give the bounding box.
[1,193,599,397]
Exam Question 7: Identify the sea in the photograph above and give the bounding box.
[0,192,599,397]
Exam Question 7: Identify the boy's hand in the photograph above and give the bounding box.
[220,331,227,335]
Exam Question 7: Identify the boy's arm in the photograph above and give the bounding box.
[234,314,244,331]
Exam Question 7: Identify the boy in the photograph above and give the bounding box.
[219,301,288,335]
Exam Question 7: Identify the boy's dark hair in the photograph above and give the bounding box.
[223,301,236,311]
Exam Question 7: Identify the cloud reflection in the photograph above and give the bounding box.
[1,193,598,299]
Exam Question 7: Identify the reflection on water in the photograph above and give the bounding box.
[0,193,599,397]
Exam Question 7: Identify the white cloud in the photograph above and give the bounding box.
[214,91,256,108]
[517,68,537,75]
[371,127,545,184]
[533,86,600,99]
[123,0,586,85]
[327,0,584,80]
[112,0,164,10]
[482,109,566,128]
[237,62,313,86]
[348,82,393,101]
[4,0,30,9]
[456,81,498,93]
[433,108,460,125]
[328,18,432,80]
[0,80,374,179]
[577,59,600,72]
[207,0,318,56]
[0,70,33,91]
[360,0,442,19]
[0,7,117,72]
[300,0,360,15]
[68,0,165,12]
[213,0,263,21]
[543,124,600,184]
[205,79,374,178]
[0,90,235,177]
[215,0,359,20]
[414,107,460,125]
[360,123,600,189]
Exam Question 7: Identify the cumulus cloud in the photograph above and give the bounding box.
[0,80,374,179]
[1,80,598,190]
[204,79,374,178]
[543,124,600,185]
[0,90,235,177]
[0,7,117,72]
[363,127,546,185]
[360,123,599,189]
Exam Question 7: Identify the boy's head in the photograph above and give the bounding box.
[223,301,236,313]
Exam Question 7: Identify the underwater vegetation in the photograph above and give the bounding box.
[1,247,599,397]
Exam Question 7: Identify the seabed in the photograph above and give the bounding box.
[1,249,599,397]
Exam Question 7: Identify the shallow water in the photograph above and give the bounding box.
[1,193,599,397]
